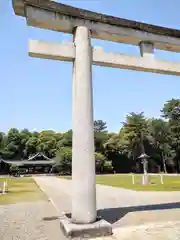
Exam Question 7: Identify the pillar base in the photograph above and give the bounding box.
[60,213,112,238]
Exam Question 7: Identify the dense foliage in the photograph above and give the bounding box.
[1,98,180,174]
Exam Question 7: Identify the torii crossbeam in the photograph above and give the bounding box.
[29,40,180,76]
[12,0,180,237]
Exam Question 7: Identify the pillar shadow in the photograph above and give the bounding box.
[42,216,60,221]
[97,202,180,224]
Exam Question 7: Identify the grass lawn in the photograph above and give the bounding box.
[58,174,180,191]
[0,177,46,205]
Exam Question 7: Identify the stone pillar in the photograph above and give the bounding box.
[72,26,96,224]
[143,159,148,185]
[139,41,154,58]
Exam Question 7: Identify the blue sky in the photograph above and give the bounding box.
[1,0,180,133]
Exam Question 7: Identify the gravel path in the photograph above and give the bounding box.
[1,176,180,240]
[33,176,180,239]
[95,221,180,240]
[0,201,67,240]
[34,176,180,210]
[113,221,180,240]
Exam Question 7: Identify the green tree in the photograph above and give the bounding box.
[161,98,180,119]
[37,130,57,157]
[161,99,180,172]
[3,128,21,159]
[25,136,39,156]
[53,147,72,175]
[57,130,72,149]
[149,118,170,173]
[19,129,32,158]
[122,112,150,160]
[1,98,180,174]
[0,132,5,155]
[94,120,107,132]
[95,152,106,174]
[94,120,108,153]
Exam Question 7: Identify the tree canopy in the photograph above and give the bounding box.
[1,98,180,174]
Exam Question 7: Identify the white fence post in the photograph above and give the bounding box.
[142,175,145,185]
[2,182,6,194]
[131,174,135,184]
[160,174,164,184]
[2,181,8,194]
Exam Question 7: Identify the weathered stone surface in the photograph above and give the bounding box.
[12,0,180,38]
[139,42,154,58]
[60,213,112,238]
[72,26,96,224]
[29,40,75,61]
[29,40,180,76]
[13,0,180,52]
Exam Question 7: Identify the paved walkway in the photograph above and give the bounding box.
[34,176,180,239]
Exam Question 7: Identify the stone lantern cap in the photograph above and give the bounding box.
[137,153,150,159]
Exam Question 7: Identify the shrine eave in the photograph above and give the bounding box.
[2,160,55,166]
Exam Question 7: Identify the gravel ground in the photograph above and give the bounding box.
[113,221,180,240]
[0,201,67,240]
[34,176,180,214]
[92,221,180,240]
[1,176,180,240]
[1,201,180,240]
[33,176,180,240]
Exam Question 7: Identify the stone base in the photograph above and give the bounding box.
[60,213,112,238]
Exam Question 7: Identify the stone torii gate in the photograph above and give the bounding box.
[12,0,180,237]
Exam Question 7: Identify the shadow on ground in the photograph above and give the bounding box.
[43,216,60,221]
[98,202,180,224]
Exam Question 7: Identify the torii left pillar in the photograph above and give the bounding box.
[71,26,96,224]
[60,26,112,238]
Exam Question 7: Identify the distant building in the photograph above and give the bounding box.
[0,152,55,174]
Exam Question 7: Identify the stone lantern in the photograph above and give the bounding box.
[137,153,150,185]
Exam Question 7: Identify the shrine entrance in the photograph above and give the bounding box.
[12,0,180,237]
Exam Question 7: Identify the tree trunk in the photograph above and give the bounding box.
[176,158,180,173]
